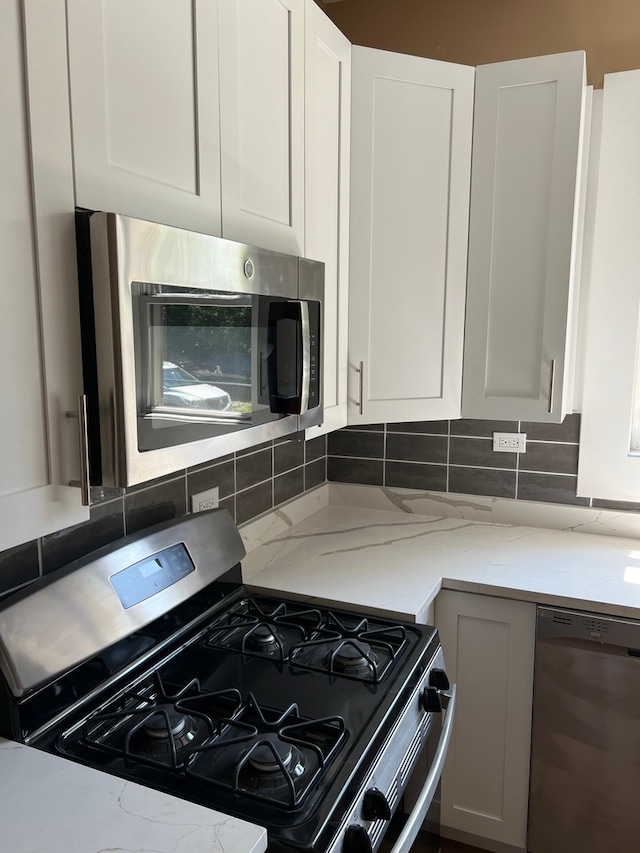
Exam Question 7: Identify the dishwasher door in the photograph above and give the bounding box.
[528,606,640,853]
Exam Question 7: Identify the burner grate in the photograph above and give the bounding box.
[185,692,347,810]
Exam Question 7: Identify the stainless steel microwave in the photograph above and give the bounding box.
[76,212,323,488]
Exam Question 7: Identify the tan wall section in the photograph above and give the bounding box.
[315,0,640,87]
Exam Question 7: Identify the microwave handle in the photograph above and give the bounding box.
[268,300,310,415]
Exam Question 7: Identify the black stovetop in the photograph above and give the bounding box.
[39,590,438,852]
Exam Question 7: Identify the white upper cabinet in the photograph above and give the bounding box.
[0,0,89,552]
[462,52,588,423]
[348,47,474,425]
[218,0,305,255]
[67,0,222,235]
[304,0,351,437]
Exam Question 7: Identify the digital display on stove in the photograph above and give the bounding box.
[109,543,195,609]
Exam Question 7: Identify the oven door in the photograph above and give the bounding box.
[389,686,456,853]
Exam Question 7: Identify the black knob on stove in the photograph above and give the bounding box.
[429,667,450,691]
[421,686,443,712]
[362,787,392,821]
[343,824,373,853]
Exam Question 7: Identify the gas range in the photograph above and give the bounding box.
[0,510,454,853]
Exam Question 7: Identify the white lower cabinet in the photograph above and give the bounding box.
[435,590,536,852]
[348,47,474,425]
[0,0,89,552]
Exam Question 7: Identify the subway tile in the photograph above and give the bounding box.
[385,461,447,492]
[592,497,640,512]
[274,468,305,505]
[236,481,273,525]
[274,437,305,475]
[42,498,126,575]
[124,478,187,537]
[236,448,273,491]
[522,413,581,443]
[328,430,384,459]
[305,434,327,463]
[187,459,235,500]
[124,469,186,494]
[519,441,579,476]
[517,472,590,506]
[387,420,449,435]
[327,456,384,486]
[305,457,327,491]
[450,436,516,469]
[219,495,236,521]
[449,466,516,499]
[450,419,519,437]
[386,433,447,464]
[0,540,40,595]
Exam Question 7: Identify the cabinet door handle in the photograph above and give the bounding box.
[357,361,364,416]
[66,395,90,507]
[548,358,556,414]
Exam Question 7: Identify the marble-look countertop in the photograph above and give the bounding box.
[0,738,267,853]
[241,494,640,623]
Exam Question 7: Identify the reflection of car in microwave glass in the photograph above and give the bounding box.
[162,362,232,411]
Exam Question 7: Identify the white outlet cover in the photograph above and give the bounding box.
[492,432,527,453]
[191,486,220,513]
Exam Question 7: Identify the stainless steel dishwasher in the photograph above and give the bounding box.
[528,606,640,853]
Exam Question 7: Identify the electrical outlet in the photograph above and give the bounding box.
[492,432,527,453]
[191,486,220,513]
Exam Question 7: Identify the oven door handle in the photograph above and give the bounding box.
[389,684,457,853]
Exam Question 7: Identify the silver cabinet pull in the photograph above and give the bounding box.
[357,361,364,416]
[548,358,556,414]
[66,394,90,506]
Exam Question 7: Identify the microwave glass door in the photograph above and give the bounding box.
[133,284,308,452]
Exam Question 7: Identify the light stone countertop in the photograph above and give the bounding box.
[241,492,640,623]
[0,738,267,853]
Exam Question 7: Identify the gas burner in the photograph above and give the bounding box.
[186,693,346,809]
[135,705,197,755]
[78,675,243,771]
[325,640,379,678]
[289,611,408,683]
[242,734,306,792]
[205,598,324,662]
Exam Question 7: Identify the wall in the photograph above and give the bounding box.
[328,415,640,512]
[316,0,640,87]
[0,433,326,599]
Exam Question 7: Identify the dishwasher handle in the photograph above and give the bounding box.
[389,684,457,853]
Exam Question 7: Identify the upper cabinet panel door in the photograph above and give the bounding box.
[218,0,305,255]
[67,0,221,235]
[0,0,88,551]
[304,0,350,437]
[348,47,474,425]
[462,52,587,423]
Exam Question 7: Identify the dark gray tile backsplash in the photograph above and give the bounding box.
[328,413,639,512]
[5,413,640,599]
[0,431,327,597]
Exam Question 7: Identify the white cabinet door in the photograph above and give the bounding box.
[304,0,350,438]
[67,0,221,235]
[0,0,89,552]
[435,590,536,851]
[462,52,587,423]
[218,0,305,255]
[348,47,474,425]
